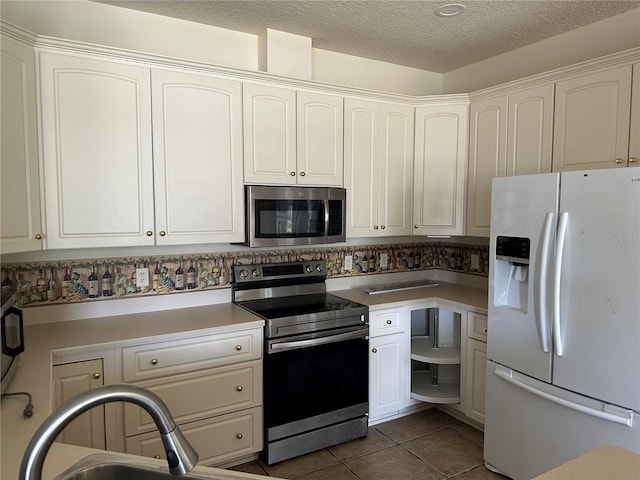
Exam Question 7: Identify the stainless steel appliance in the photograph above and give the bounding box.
[232,260,369,465]
[1,294,25,395]
[241,185,346,247]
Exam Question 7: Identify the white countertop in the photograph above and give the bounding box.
[1,276,487,479]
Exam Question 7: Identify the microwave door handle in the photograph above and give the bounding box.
[320,200,329,236]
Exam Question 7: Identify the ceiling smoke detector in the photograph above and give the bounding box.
[435,3,465,17]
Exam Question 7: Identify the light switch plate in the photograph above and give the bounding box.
[344,255,353,271]
[379,253,388,270]
[136,268,149,288]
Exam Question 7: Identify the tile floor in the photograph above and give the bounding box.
[230,408,506,479]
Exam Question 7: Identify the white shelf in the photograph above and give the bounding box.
[411,336,460,364]
[410,371,460,404]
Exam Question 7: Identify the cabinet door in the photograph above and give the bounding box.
[413,103,468,236]
[53,359,105,449]
[379,103,414,236]
[553,65,632,171]
[39,52,154,248]
[369,333,405,421]
[344,99,379,236]
[242,83,296,184]
[629,63,640,167]
[465,338,487,425]
[296,91,344,186]
[506,84,554,176]
[466,96,508,237]
[151,69,244,244]
[1,37,42,253]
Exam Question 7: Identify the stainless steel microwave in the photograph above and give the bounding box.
[242,185,346,247]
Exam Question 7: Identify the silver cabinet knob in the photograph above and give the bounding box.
[34,233,42,240]
[235,344,243,351]
[92,372,101,380]
[151,358,158,365]
[146,230,153,236]
[372,348,377,353]
[380,225,385,229]
[616,158,624,164]
[630,157,637,164]
[373,225,379,230]
[290,171,296,176]
[300,171,306,176]
[386,320,392,325]
[236,385,243,392]
[236,433,243,439]
[159,231,166,236]
[414,224,419,229]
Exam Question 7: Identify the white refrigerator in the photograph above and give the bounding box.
[484,167,640,479]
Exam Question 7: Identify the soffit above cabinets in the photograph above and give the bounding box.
[95,1,639,73]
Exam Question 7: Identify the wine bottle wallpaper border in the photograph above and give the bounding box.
[1,242,489,307]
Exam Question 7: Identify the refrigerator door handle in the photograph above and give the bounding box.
[536,212,555,353]
[494,367,634,427]
[553,212,569,357]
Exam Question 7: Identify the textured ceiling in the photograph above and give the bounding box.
[97,1,640,72]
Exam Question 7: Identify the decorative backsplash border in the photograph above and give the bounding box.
[1,242,489,307]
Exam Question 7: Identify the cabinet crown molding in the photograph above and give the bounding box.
[469,46,640,102]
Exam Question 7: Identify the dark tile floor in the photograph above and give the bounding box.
[229,408,506,479]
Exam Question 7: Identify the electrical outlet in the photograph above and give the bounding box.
[344,255,353,271]
[136,268,150,288]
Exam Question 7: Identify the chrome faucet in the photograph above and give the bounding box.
[20,384,199,480]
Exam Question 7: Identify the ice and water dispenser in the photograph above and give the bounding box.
[493,236,530,312]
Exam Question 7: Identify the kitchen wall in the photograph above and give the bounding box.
[2,240,489,308]
[0,0,442,96]
[443,7,640,93]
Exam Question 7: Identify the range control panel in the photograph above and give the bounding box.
[233,260,326,284]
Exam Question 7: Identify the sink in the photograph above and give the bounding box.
[54,453,267,480]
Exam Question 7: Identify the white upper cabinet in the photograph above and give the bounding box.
[151,69,244,245]
[344,99,413,237]
[242,83,297,185]
[506,84,554,176]
[467,84,553,237]
[296,91,344,186]
[39,51,155,249]
[629,63,640,167]
[466,96,507,238]
[0,36,42,253]
[413,103,469,236]
[243,84,343,186]
[553,65,634,171]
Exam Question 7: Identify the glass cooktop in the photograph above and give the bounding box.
[237,293,366,320]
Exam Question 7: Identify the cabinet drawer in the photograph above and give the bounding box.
[369,308,404,337]
[122,328,262,382]
[125,406,263,467]
[124,361,262,436]
[468,311,488,342]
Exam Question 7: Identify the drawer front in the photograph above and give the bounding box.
[124,360,262,436]
[369,308,404,337]
[122,328,262,382]
[468,311,488,342]
[125,406,263,467]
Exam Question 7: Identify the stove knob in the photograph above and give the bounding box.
[251,269,260,277]
[239,269,249,278]
[305,264,313,273]
[315,264,323,272]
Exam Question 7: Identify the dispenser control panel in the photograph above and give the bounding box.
[496,236,530,265]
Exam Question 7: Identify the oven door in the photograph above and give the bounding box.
[264,323,369,442]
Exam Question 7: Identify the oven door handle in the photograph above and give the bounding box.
[270,329,368,353]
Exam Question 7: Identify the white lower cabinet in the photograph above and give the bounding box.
[368,307,407,422]
[122,328,263,466]
[52,358,106,449]
[464,311,488,425]
[125,407,263,467]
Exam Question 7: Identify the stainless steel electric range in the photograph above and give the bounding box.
[232,260,369,465]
